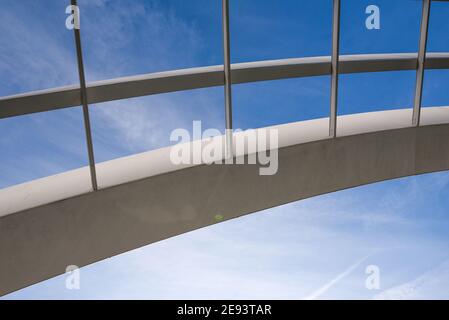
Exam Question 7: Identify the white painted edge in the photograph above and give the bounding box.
[1,106,448,217]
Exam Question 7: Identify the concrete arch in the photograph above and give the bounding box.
[1,107,449,296]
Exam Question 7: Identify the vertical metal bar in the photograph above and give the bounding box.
[412,0,431,127]
[329,0,341,138]
[222,0,234,158]
[71,0,98,190]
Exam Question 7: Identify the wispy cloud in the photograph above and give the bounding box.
[0,0,222,185]
[79,0,206,80]
[2,0,449,301]
[7,175,449,300]
[304,254,372,300]
[374,259,449,300]
[0,2,77,94]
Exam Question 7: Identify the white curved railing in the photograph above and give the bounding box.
[1,52,449,120]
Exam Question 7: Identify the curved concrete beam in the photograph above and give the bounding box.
[1,52,449,119]
[1,107,449,296]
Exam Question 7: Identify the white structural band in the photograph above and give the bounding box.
[2,107,449,296]
[1,53,449,119]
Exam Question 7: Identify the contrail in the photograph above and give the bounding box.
[373,258,449,300]
[304,254,371,300]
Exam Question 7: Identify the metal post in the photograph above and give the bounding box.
[412,0,431,127]
[329,0,341,138]
[222,0,234,159]
[71,0,98,190]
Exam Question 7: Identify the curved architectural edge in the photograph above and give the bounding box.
[1,107,449,296]
[1,52,449,119]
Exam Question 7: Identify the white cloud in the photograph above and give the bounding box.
[374,259,449,300]
[304,254,371,300]
[0,0,222,183]
[2,1,449,301]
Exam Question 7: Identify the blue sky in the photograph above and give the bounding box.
[1,0,449,299]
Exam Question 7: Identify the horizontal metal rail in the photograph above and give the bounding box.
[1,52,449,119]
